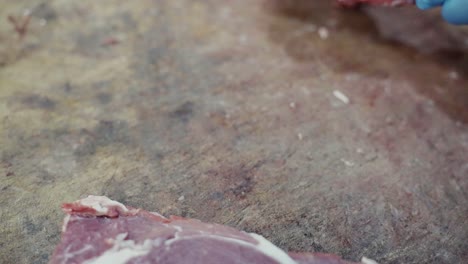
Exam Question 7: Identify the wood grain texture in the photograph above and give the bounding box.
[0,0,467,263]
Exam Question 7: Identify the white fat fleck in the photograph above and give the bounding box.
[361,257,379,264]
[341,159,354,167]
[297,133,303,141]
[84,233,153,264]
[164,229,181,247]
[149,211,166,218]
[333,90,350,104]
[61,244,93,264]
[163,233,296,264]
[318,27,329,39]
[172,225,183,232]
[62,214,71,232]
[114,233,129,242]
[79,195,129,215]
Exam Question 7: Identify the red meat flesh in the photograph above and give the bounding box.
[50,196,375,264]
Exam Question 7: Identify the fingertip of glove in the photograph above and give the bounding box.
[416,0,445,10]
[416,0,435,9]
[442,11,468,25]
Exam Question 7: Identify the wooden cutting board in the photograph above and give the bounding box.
[1,0,467,263]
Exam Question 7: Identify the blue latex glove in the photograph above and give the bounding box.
[416,0,468,25]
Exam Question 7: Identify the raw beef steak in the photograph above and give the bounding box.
[50,196,376,264]
[337,0,415,7]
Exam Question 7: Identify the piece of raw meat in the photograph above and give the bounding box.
[50,196,376,264]
[337,0,415,7]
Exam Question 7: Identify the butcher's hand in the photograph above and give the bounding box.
[416,0,468,25]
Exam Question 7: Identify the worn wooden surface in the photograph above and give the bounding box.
[1,1,467,263]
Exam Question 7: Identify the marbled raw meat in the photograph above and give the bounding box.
[50,196,376,264]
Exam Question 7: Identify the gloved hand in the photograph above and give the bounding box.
[416,0,468,25]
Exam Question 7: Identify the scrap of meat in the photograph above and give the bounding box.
[50,196,375,264]
[337,0,415,7]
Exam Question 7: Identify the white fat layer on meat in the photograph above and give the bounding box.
[79,195,129,215]
[172,225,183,232]
[249,233,297,264]
[149,211,166,218]
[60,244,93,264]
[361,257,379,264]
[84,233,153,264]
[164,233,297,264]
[62,214,71,232]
